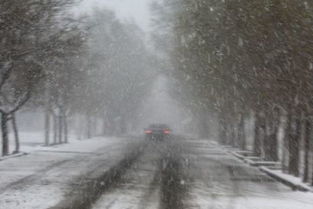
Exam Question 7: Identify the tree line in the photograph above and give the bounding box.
[0,0,157,156]
[152,0,313,185]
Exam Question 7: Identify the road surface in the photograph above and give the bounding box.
[49,136,313,209]
[1,136,312,209]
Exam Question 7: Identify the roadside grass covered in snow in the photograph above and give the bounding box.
[0,136,133,209]
[229,149,313,192]
[0,131,78,157]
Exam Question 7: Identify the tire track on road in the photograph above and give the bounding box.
[49,143,145,209]
[0,142,125,194]
[159,144,190,209]
[0,159,71,193]
[92,142,162,209]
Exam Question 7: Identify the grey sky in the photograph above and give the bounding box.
[79,0,154,31]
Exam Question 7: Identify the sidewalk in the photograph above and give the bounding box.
[227,148,313,192]
[0,136,132,209]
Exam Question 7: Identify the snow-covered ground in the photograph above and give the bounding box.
[0,135,139,209]
[0,132,79,156]
[229,148,313,192]
[187,140,313,209]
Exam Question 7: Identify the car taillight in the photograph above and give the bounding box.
[145,130,152,134]
[164,130,170,134]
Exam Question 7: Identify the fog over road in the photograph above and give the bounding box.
[137,76,191,134]
[48,136,313,209]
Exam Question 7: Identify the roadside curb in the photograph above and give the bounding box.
[259,166,313,192]
[229,150,313,192]
[0,152,28,162]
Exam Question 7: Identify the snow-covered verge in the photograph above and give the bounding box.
[0,132,78,157]
[185,140,313,209]
[229,149,313,192]
[0,136,135,209]
[0,152,28,162]
[260,167,313,192]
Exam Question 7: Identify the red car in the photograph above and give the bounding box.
[144,124,171,141]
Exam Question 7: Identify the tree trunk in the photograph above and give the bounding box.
[102,114,107,136]
[311,124,313,186]
[288,110,301,177]
[77,114,83,140]
[229,123,236,147]
[282,111,291,172]
[218,117,227,144]
[1,112,9,156]
[12,113,20,154]
[104,111,115,136]
[86,114,91,139]
[120,117,127,135]
[238,114,246,150]
[254,111,262,156]
[44,108,50,146]
[227,123,233,146]
[63,115,68,143]
[58,115,63,144]
[225,123,230,145]
[267,132,278,161]
[93,116,98,136]
[44,88,50,146]
[264,109,279,161]
[53,114,58,144]
[259,113,266,159]
[263,117,270,160]
[198,111,209,139]
[303,117,311,182]
[310,143,313,186]
[231,120,238,148]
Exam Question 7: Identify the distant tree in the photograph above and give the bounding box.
[77,8,157,136]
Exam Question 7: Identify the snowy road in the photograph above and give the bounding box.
[51,137,313,209]
[1,136,313,209]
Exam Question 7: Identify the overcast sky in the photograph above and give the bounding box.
[79,0,154,31]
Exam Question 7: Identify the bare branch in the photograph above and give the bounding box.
[8,88,32,115]
[0,61,13,89]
